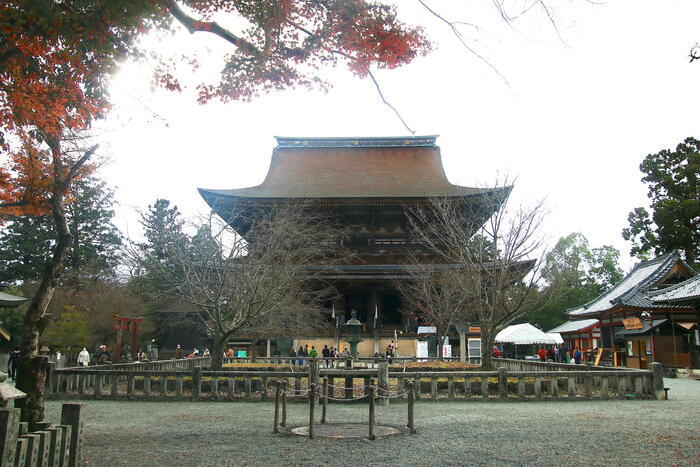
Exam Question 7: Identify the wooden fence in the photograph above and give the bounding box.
[47,359,665,402]
[0,403,84,467]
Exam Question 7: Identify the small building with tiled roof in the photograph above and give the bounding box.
[557,251,698,368]
[547,319,600,356]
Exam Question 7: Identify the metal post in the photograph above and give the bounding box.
[369,378,376,440]
[273,381,280,434]
[308,383,316,439]
[281,380,287,427]
[321,377,328,424]
[407,380,415,434]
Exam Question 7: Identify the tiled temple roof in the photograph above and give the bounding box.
[649,274,700,303]
[568,251,696,317]
[199,136,509,200]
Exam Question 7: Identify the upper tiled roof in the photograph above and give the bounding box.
[0,291,27,308]
[568,251,695,317]
[649,275,700,303]
[548,319,599,334]
[199,135,509,199]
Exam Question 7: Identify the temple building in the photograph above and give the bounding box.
[551,251,699,369]
[199,136,506,358]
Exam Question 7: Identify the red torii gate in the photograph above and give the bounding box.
[113,314,144,363]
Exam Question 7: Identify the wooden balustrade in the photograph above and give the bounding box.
[47,361,663,402]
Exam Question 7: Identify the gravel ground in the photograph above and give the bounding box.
[44,378,700,466]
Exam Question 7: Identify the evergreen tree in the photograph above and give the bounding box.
[622,137,700,265]
[0,174,122,283]
[523,233,623,330]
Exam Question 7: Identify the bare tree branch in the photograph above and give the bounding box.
[367,69,415,135]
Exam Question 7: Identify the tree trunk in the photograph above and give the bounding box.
[16,172,73,425]
[480,328,494,369]
[209,334,227,370]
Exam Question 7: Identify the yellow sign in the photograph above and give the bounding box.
[622,317,643,330]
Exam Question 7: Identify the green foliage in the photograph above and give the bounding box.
[523,233,623,331]
[42,306,92,352]
[622,137,700,265]
[0,173,122,283]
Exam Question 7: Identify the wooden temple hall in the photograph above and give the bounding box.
[199,136,506,357]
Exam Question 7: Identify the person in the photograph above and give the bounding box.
[137,349,148,362]
[342,347,351,357]
[175,344,183,359]
[55,350,63,369]
[289,347,297,365]
[225,347,234,359]
[557,344,567,363]
[78,347,90,367]
[537,347,547,362]
[386,342,395,362]
[297,346,305,366]
[492,345,502,358]
[97,345,111,364]
[330,347,337,367]
[203,348,210,357]
[309,346,318,359]
[322,345,330,367]
[548,346,556,362]
[187,348,199,358]
[573,347,582,364]
[7,348,19,380]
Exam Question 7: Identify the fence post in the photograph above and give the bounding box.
[407,380,416,434]
[651,363,665,400]
[378,361,389,406]
[60,403,84,467]
[308,383,316,439]
[309,359,320,403]
[192,367,202,401]
[0,408,20,466]
[321,377,328,424]
[281,380,287,427]
[273,381,280,434]
[498,367,508,400]
[368,378,376,440]
[46,362,55,394]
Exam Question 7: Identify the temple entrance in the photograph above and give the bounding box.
[381,294,403,326]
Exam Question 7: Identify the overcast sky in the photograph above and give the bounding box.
[96,0,700,271]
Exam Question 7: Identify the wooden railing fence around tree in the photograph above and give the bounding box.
[46,359,666,402]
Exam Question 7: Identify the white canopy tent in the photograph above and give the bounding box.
[495,323,560,345]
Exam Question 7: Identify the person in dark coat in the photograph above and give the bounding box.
[322,345,330,367]
[7,348,19,380]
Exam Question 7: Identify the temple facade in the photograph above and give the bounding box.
[199,136,506,358]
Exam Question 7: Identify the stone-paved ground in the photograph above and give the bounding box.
[43,378,700,466]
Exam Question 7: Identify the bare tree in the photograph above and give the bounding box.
[406,179,547,367]
[125,203,343,369]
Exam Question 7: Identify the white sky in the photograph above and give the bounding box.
[97,0,700,271]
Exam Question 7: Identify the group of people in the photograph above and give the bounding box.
[289,344,351,366]
[173,345,211,359]
[536,345,582,364]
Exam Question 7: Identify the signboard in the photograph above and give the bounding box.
[442,344,452,358]
[468,326,481,333]
[622,318,643,330]
[417,326,437,334]
[416,340,429,361]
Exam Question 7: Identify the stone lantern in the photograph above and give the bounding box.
[343,309,364,358]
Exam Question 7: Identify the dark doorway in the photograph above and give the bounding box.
[345,294,368,323]
[381,294,403,325]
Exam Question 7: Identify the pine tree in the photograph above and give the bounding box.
[623,137,700,265]
[0,174,122,283]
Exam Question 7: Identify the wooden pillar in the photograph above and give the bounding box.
[60,403,84,467]
[651,362,665,400]
[0,408,20,466]
[378,361,389,406]
[459,332,466,363]
[266,339,271,358]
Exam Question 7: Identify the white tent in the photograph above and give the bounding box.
[495,323,559,345]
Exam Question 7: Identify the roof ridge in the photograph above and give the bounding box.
[566,250,680,315]
[648,273,700,297]
[614,250,681,304]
